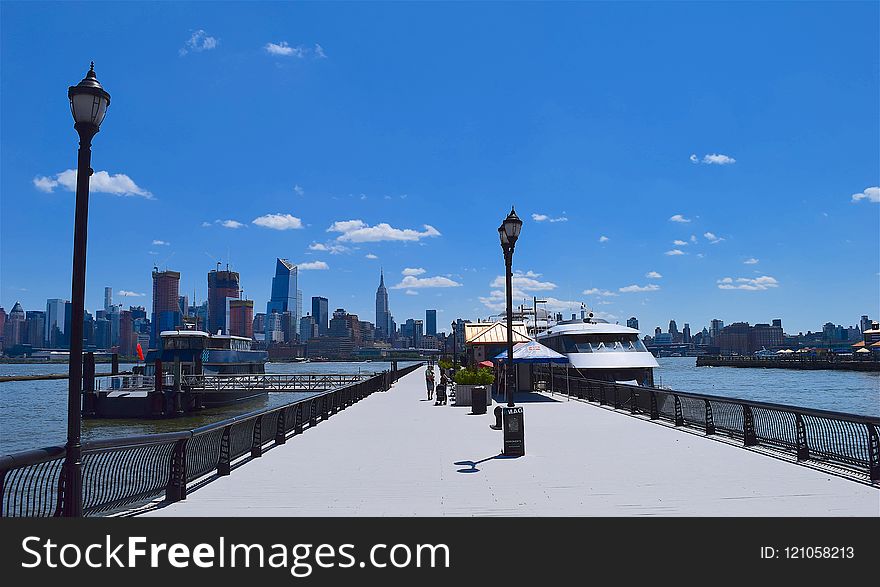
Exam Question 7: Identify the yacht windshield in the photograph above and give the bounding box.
[558,334,647,353]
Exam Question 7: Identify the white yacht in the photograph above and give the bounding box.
[536,309,658,386]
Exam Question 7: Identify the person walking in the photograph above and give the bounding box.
[435,372,448,406]
[425,365,435,400]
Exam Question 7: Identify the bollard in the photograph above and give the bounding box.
[489,405,503,430]
[111,353,119,375]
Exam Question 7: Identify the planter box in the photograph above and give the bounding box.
[453,384,491,407]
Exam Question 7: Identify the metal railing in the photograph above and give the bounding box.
[182,373,372,392]
[0,362,423,517]
[535,367,880,482]
[94,374,173,392]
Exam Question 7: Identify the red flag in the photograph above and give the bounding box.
[136,343,145,362]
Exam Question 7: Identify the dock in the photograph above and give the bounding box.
[141,368,879,517]
[696,354,880,371]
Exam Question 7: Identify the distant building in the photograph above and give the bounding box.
[253,312,266,334]
[654,326,662,338]
[104,287,112,313]
[152,269,182,345]
[710,319,724,342]
[118,310,135,357]
[266,259,300,337]
[228,299,254,339]
[654,332,673,345]
[299,314,317,342]
[426,310,437,336]
[25,311,45,348]
[312,296,329,336]
[264,311,284,344]
[3,302,26,347]
[208,267,239,335]
[682,323,691,344]
[626,317,639,331]
[752,323,783,350]
[45,298,66,348]
[860,315,871,334]
[717,322,752,355]
[375,270,392,341]
[95,319,110,350]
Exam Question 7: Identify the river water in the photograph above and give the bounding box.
[0,361,416,455]
[1,358,877,455]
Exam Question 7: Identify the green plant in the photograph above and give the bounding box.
[438,359,453,371]
[453,366,495,385]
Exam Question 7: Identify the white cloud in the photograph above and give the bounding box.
[34,169,153,198]
[673,240,688,246]
[490,270,556,291]
[619,284,661,293]
[402,268,426,276]
[582,288,618,297]
[532,213,567,222]
[294,184,305,196]
[179,30,219,56]
[391,275,462,289]
[314,44,327,58]
[690,235,698,243]
[220,219,245,229]
[645,271,662,279]
[201,222,212,227]
[598,236,609,243]
[691,153,736,165]
[717,276,779,291]
[253,213,304,230]
[309,242,347,254]
[851,186,879,203]
[365,253,378,259]
[405,290,418,296]
[328,220,441,243]
[744,258,759,265]
[117,290,145,297]
[703,231,724,244]
[297,261,328,270]
[665,249,686,256]
[265,41,305,57]
[152,240,170,246]
[669,214,691,223]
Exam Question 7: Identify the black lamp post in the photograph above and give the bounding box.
[451,320,457,371]
[62,63,110,517]
[498,207,522,407]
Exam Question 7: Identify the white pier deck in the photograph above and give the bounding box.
[143,370,879,517]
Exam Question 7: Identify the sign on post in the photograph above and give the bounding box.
[503,406,525,456]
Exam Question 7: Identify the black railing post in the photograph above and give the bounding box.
[599,383,607,405]
[630,388,638,414]
[867,423,879,482]
[310,400,317,428]
[295,404,303,435]
[165,438,188,503]
[218,426,231,476]
[649,391,659,420]
[251,416,263,458]
[674,395,683,426]
[743,405,758,446]
[613,385,621,409]
[586,380,593,402]
[795,413,810,461]
[322,396,329,420]
[705,400,715,435]
[276,408,287,445]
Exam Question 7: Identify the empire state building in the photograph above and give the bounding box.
[375,269,392,340]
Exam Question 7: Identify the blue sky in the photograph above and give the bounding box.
[1,1,878,335]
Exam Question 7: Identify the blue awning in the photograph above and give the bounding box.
[494,341,568,363]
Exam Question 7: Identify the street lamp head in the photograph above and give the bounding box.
[68,62,111,131]
[499,207,522,249]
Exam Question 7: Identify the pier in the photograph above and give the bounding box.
[696,354,880,372]
[3,364,877,517]
[140,369,877,517]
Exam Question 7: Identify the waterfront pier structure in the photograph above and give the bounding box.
[143,369,878,517]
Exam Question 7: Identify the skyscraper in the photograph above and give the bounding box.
[228,299,254,339]
[375,270,391,340]
[266,259,299,338]
[152,268,182,345]
[312,296,329,335]
[208,267,239,335]
[3,302,25,347]
[626,317,639,330]
[104,287,112,313]
[25,311,45,348]
[682,323,691,344]
[425,310,437,336]
[45,298,66,348]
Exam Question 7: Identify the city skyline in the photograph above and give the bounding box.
[1,2,878,334]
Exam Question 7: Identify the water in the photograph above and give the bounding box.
[0,361,416,455]
[655,357,879,417]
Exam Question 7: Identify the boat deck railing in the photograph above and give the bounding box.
[182,373,373,392]
[0,363,424,517]
[534,366,880,482]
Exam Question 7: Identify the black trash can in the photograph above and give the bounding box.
[471,386,487,415]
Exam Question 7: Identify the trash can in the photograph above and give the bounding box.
[471,386,487,415]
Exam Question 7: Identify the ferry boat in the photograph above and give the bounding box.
[85,330,269,418]
[536,309,658,386]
